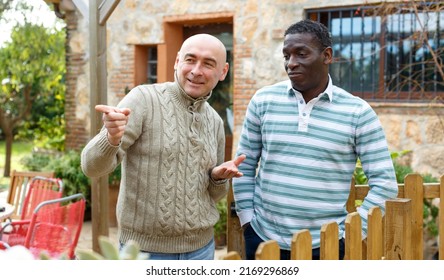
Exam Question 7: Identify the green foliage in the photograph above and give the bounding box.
[108,163,121,185]
[353,150,412,184]
[0,0,13,17]
[47,150,91,198]
[214,198,227,239]
[393,162,414,184]
[0,140,33,190]
[76,236,148,260]
[423,199,439,237]
[0,12,66,151]
[11,24,66,151]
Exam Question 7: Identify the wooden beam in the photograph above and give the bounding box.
[99,0,121,26]
[89,0,111,253]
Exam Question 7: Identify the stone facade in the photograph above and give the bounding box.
[59,0,444,178]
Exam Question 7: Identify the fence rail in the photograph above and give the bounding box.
[224,174,443,260]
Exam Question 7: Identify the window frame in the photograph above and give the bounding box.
[307,3,444,102]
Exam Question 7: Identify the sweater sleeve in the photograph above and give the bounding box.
[81,86,147,178]
[81,128,121,178]
[207,116,229,202]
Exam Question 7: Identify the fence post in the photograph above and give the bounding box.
[226,184,245,259]
[345,212,362,260]
[255,240,280,260]
[385,198,412,260]
[291,229,312,260]
[320,222,339,260]
[367,206,383,260]
[404,173,424,260]
[220,251,241,260]
[346,177,357,213]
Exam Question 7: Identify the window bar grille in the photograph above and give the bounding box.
[408,10,414,95]
[349,9,354,93]
[338,9,344,89]
[434,8,441,94]
[395,12,401,95]
[359,9,365,95]
[421,12,427,98]
[370,13,377,98]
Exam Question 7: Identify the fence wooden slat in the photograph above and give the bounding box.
[404,174,424,260]
[385,198,412,260]
[424,183,440,199]
[226,184,245,259]
[346,177,357,213]
[255,240,280,260]
[320,222,339,260]
[440,176,444,260]
[367,207,383,260]
[345,212,362,260]
[219,251,242,260]
[291,230,312,260]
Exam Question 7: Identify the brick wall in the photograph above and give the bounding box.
[64,11,88,151]
[109,45,135,102]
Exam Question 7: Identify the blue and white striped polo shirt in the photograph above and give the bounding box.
[233,77,398,250]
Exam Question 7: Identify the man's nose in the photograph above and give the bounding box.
[191,63,203,76]
[287,55,299,69]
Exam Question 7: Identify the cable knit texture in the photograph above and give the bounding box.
[81,79,228,253]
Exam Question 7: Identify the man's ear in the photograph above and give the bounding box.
[323,47,333,64]
[174,52,180,70]
[219,62,229,81]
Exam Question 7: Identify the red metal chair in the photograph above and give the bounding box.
[0,240,10,250]
[4,170,55,221]
[0,176,64,246]
[24,193,86,259]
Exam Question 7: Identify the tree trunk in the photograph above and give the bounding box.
[3,132,13,177]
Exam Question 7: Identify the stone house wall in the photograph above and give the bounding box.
[60,0,444,178]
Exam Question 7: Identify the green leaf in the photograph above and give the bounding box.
[98,236,120,260]
[119,240,142,260]
[75,250,105,260]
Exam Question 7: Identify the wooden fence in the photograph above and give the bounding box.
[223,174,444,260]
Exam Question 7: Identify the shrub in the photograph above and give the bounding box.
[214,198,227,239]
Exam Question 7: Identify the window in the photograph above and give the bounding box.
[147,47,157,84]
[307,2,444,102]
[134,45,158,86]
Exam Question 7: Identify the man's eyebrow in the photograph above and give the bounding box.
[184,53,217,65]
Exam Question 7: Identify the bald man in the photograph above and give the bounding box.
[81,34,245,260]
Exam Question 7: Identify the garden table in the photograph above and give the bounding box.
[0,203,13,221]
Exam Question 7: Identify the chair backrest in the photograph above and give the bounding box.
[6,170,55,220]
[24,193,86,259]
[20,176,64,220]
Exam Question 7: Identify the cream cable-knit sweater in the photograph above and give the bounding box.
[81,79,228,253]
